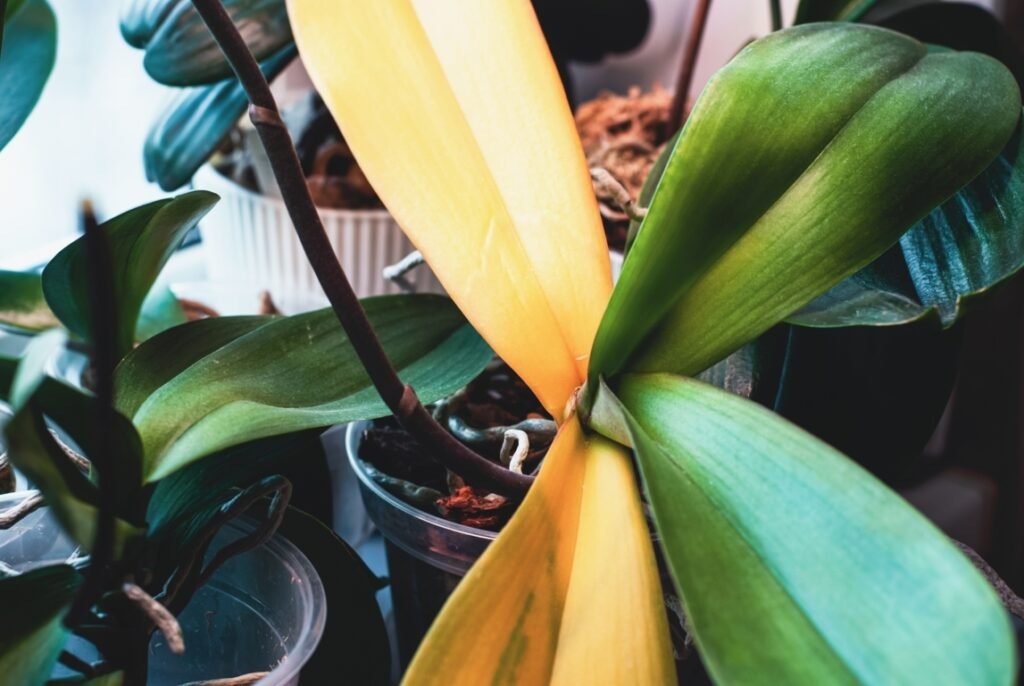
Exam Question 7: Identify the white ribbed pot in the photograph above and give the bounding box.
[194,165,443,303]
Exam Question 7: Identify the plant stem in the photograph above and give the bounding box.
[189,0,532,498]
[769,0,783,31]
[668,0,713,132]
[68,202,118,623]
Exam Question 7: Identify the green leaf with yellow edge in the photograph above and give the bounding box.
[118,295,493,482]
[0,565,80,686]
[0,0,56,152]
[42,191,217,362]
[588,24,1020,382]
[405,418,674,685]
[616,372,1015,684]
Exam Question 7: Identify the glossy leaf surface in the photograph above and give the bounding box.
[591,24,1020,380]
[0,270,58,333]
[793,124,1024,327]
[145,44,297,191]
[0,565,80,686]
[143,0,291,86]
[119,0,175,47]
[0,0,56,152]
[118,295,493,481]
[43,192,217,361]
[618,373,1014,685]
[404,418,673,685]
[289,0,612,417]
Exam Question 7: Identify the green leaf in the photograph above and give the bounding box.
[142,0,291,86]
[0,0,56,152]
[42,192,218,362]
[4,0,28,19]
[0,271,59,333]
[589,24,1020,382]
[119,0,175,48]
[616,372,1015,684]
[794,0,878,23]
[145,44,297,191]
[0,565,80,686]
[792,123,1024,327]
[118,294,493,482]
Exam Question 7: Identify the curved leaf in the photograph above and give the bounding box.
[290,0,612,418]
[43,192,218,362]
[143,0,291,86]
[0,0,56,152]
[145,44,297,191]
[0,565,80,686]
[134,284,187,342]
[590,24,1020,381]
[793,122,1024,327]
[0,270,58,333]
[404,418,674,685]
[617,373,1015,684]
[119,0,176,48]
[4,0,28,19]
[119,295,493,481]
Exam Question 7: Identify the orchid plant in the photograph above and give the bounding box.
[2,0,1024,683]
[280,1,1024,684]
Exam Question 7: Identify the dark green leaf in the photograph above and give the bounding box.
[4,0,28,19]
[787,243,932,326]
[793,124,1024,327]
[589,24,1020,382]
[0,0,56,152]
[794,0,879,23]
[617,372,1014,684]
[0,270,59,333]
[143,0,291,86]
[900,125,1024,324]
[145,44,297,191]
[0,565,80,686]
[276,507,390,686]
[42,192,218,362]
[119,0,175,48]
[117,294,493,481]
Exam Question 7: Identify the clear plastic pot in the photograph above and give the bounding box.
[346,420,496,667]
[0,491,326,685]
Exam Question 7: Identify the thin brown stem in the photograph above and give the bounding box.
[189,0,532,497]
[668,0,713,132]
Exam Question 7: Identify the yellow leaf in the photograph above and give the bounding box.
[287,0,612,417]
[550,435,676,685]
[402,418,674,685]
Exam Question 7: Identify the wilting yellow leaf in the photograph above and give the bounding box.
[287,0,612,417]
[550,435,676,685]
[402,419,674,685]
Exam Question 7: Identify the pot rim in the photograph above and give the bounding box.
[345,420,498,543]
[195,163,394,221]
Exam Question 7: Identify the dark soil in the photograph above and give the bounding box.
[359,360,549,530]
